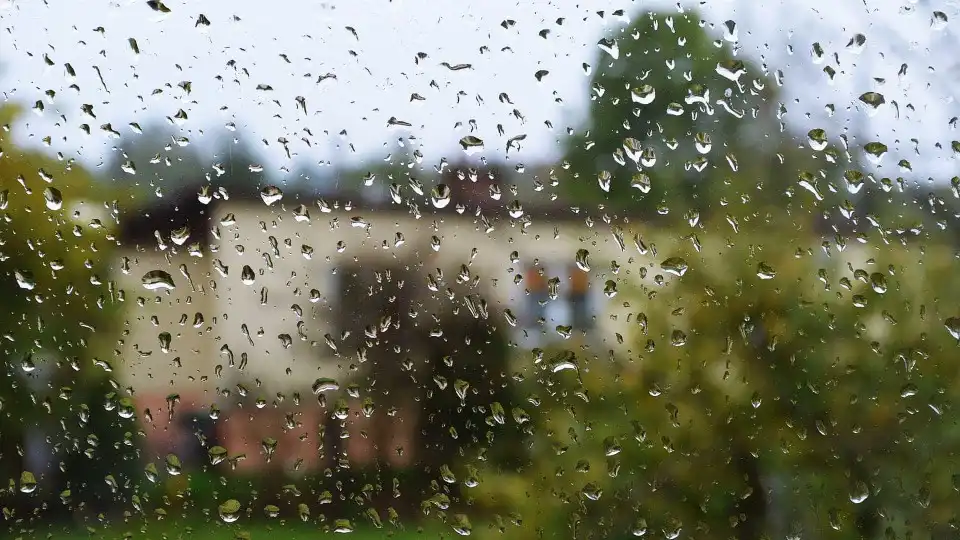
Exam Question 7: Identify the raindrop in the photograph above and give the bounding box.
[334,518,355,533]
[597,38,619,59]
[312,377,340,394]
[631,85,655,105]
[144,462,159,483]
[849,481,870,504]
[846,33,866,54]
[208,446,228,465]
[931,11,948,30]
[858,92,885,112]
[575,249,591,272]
[630,173,652,193]
[43,187,63,210]
[459,136,484,155]
[431,184,452,208]
[660,257,689,277]
[14,269,36,290]
[19,471,37,494]
[603,280,617,297]
[944,317,960,341]
[260,185,283,206]
[241,265,256,285]
[722,20,738,42]
[807,129,828,151]
[863,142,887,164]
[756,262,776,280]
[218,499,242,523]
[597,170,612,192]
[844,170,865,194]
[141,270,176,290]
[869,272,887,294]
[165,453,182,475]
[451,514,473,536]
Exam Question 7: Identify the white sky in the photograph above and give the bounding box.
[1,0,958,181]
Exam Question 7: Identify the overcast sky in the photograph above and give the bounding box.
[1,0,958,182]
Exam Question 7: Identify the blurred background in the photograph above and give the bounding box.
[1,1,960,538]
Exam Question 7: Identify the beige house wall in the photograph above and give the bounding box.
[112,200,649,402]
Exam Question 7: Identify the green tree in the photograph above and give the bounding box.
[0,104,140,527]
[475,211,960,539]
[561,11,779,220]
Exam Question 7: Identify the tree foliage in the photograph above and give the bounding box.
[0,104,140,524]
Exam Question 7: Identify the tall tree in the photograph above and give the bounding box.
[561,11,778,220]
[0,104,140,528]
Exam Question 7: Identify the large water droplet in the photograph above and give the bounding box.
[756,262,776,280]
[141,270,176,290]
[43,187,63,210]
[631,85,656,105]
[19,471,37,494]
[459,136,484,155]
[575,249,591,272]
[660,257,689,277]
[944,316,960,341]
[14,269,36,290]
[597,38,619,59]
[218,499,242,523]
[260,185,283,206]
[431,184,452,208]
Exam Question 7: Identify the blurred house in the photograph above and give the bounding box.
[111,165,634,474]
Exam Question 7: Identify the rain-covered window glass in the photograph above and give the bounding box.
[2,1,960,539]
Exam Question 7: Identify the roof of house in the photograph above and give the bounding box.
[116,167,610,245]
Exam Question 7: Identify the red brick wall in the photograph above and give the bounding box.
[135,392,418,472]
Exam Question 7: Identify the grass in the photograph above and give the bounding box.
[6,520,455,540]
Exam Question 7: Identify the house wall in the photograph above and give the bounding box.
[112,199,649,469]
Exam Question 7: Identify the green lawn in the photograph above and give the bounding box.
[6,521,455,540]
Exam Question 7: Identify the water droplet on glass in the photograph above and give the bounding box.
[312,377,340,394]
[597,170,612,192]
[14,269,36,290]
[858,91,885,113]
[141,270,176,290]
[144,462,159,483]
[630,173,652,193]
[459,136,484,155]
[849,481,870,504]
[660,257,689,277]
[869,272,887,294]
[19,471,37,494]
[260,185,283,206]
[722,20,738,42]
[932,11,949,30]
[451,514,472,536]
[165,453,182,475]
[575,249,591,272]
[218,499,242,523]
[208,446,228,465]
[807,129,828,151]
[597,38,619,59]
[431,184,452,208]
[944,316,960,341]
[863,142,887,164]
[241,265,256,285]
[333,518,355,533]
[43,187,63,210]
[631,85,656,105]
[844,170,865,194]
[757,262,776,280]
